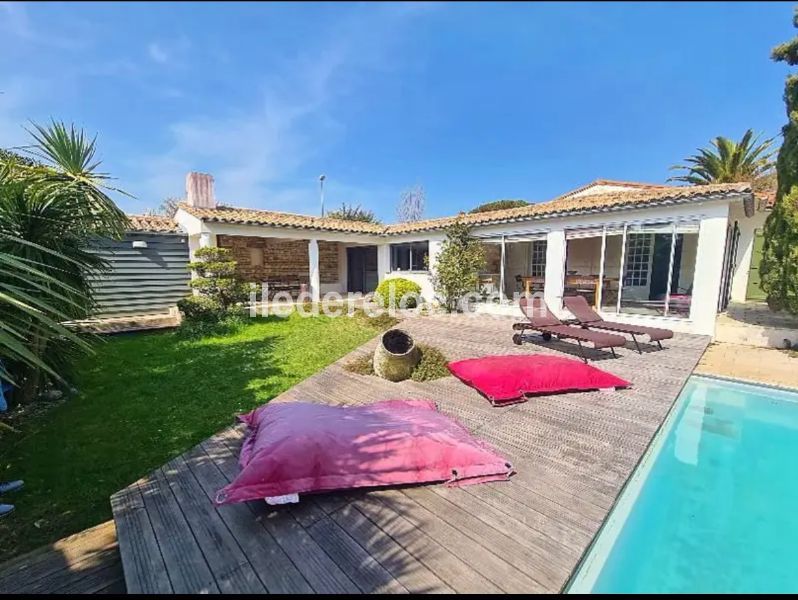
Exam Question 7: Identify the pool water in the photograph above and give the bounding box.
[568,375,798,594]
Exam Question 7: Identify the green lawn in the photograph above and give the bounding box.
[0,312,387,561]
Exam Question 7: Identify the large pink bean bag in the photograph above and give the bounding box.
[448,354,631,406]
[214,399,513,505]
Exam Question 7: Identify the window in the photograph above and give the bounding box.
[530,241,547,277]
[249,247,264,267]
[390,242,429,271]
[614,222,699,319]
[623,234,652,287]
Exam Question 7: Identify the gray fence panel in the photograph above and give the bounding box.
[89,232,191,318]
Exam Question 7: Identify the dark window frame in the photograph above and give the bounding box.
[390,241,429,272]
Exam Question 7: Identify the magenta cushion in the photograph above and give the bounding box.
[448,354,631,405]
[214,399,513,505]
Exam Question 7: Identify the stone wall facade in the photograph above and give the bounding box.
[217,235,339,284]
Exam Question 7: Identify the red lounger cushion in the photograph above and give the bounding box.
[214,399,513,505]
[448,354,631,405]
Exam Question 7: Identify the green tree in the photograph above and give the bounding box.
[668,129,775,186]
[761,10,798,313]
[186,247,247,311]
[326,202,381,224]
[0,122,130,403]
[429,221,486,312]
[470,199,529,213]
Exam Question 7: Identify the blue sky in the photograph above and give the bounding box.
[0,1,793,221]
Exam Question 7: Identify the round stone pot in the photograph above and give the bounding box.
[373,329,421,382]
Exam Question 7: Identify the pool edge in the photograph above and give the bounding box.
[563,373,698,593]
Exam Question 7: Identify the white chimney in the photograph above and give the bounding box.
[186,172,216,208]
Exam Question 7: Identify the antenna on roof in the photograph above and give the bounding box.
[319,174,326,217]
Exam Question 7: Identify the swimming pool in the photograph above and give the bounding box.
[567,375,798,594]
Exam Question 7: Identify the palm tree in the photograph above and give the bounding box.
[668,129,776,186]
[0,121,130,403]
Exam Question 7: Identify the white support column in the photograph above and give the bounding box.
[499,236,506,302]
[377,244,391,283]
[544,229,566,315]
[691,213,730,336]
[198,232,216,249]
[308,238,320,303]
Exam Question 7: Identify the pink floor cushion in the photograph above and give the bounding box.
[448,354,631,405]
[214,399,513,505]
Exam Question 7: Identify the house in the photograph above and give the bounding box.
[172,172,765,337]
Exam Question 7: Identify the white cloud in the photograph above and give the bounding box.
[146,36,191,66]
[147,42,170,65]
[135,5,433,214]
[0,2,86,49]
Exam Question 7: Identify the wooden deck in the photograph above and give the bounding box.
[0,521,124,594]
[111,313,709,594]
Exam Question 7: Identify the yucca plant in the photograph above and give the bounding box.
[668,129,776,186]
[0,121,130,404]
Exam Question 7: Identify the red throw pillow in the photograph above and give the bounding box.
[448,354,631,405]
[215,399,513,505]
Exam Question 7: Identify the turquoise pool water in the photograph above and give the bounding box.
[568,375,798,594]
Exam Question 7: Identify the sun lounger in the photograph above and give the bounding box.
[563,295,674,353]
[512,296,627,362]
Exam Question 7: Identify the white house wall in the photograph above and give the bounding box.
[729,202,768,303]
[175,195,747,336]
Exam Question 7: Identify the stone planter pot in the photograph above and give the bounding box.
[373,329,421,382]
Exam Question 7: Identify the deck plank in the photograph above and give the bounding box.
[109,313,709,594]
[206,432,361,594]
[137,470,219,593]
[329,502,454,594]
[0,520,125,595]
[161,455,267,594]
[111,486,173,595]
[306,516,408,594]
[186,442,314,594]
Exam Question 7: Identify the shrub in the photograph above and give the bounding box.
[343,353,374,376]
[177,296,224,323]
[374,278,422,309]
[429,221,486,312]
[187,247,249,311]
[411,344,450,382]
[352,309,400,330]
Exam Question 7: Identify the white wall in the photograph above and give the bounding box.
[689,209,730,335]
[379,234,445,302]
[729,202,768,303]
[544,229,566,313]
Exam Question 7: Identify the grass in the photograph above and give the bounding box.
[343,343,450,382]
[0,311,390,561]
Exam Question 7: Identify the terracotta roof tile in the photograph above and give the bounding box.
[553,178,673,200]
[127,214,180,233]
[178,204,385,234]
[385,182,752,234]
[178,182,752,237]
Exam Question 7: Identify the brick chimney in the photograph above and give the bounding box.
[185,172,216,208]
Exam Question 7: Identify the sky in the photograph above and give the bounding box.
[0,1,794,221]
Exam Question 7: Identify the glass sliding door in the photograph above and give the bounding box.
[619,223,673,316]
[600,229,624,312]
[564,228,604,308]
[665,224,699,318]
[606,221,698,319]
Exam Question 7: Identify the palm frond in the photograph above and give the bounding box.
[668,129,777,185]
